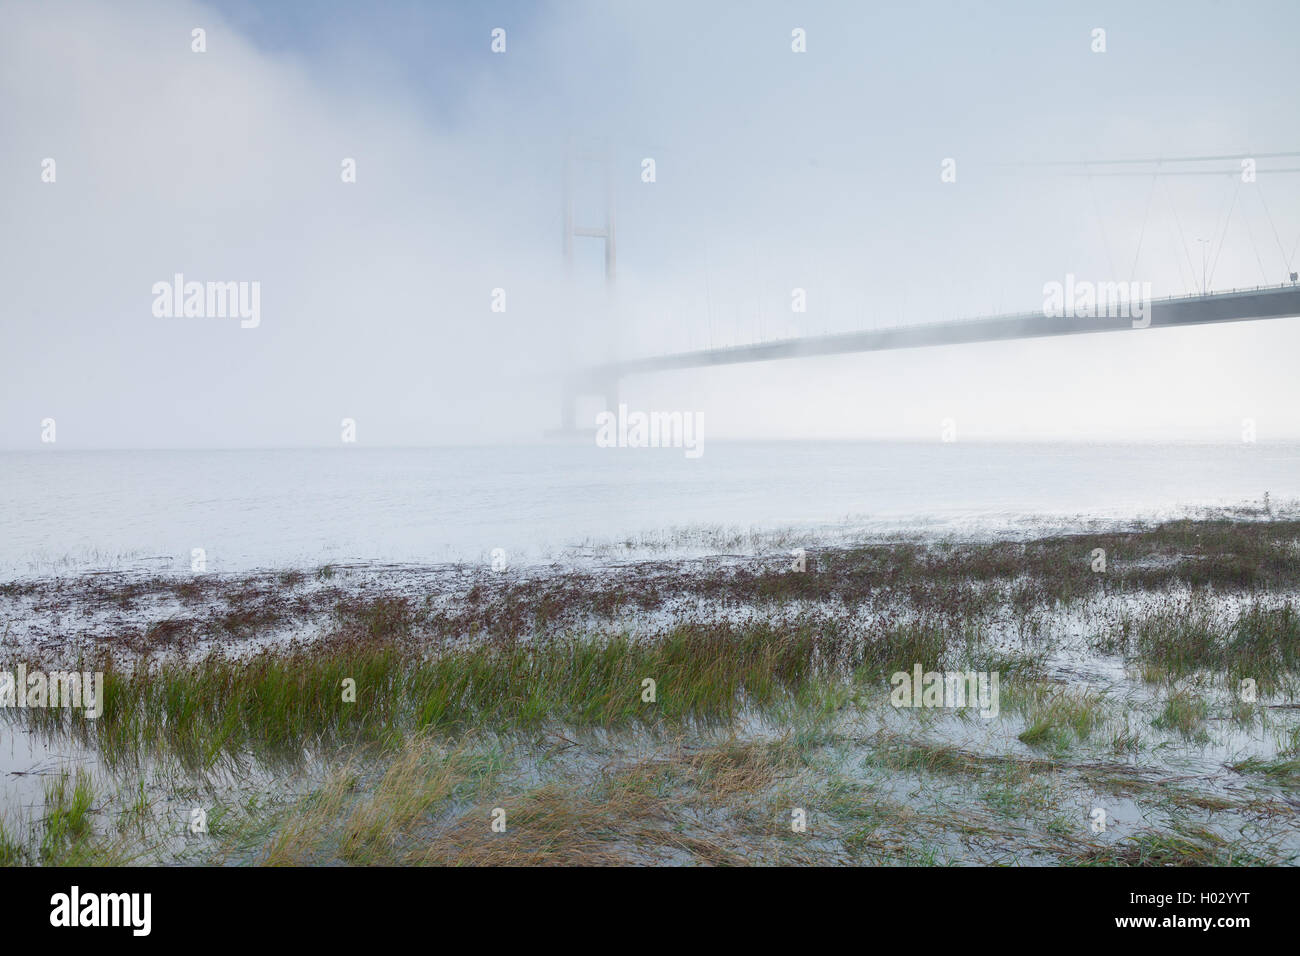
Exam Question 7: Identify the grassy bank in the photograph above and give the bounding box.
[2,514,1299,865]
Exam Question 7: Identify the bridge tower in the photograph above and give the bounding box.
[560,146,620,431]
[564,147,617,283]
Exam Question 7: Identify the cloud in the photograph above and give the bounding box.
[2,0,1298,447]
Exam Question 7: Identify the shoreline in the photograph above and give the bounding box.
[1,510,1298,865]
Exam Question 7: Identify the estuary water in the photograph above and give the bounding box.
[2,441,1297,576]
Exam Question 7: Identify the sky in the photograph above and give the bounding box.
[2,0,1299,448]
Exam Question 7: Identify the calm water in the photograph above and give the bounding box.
[2,442,1297,576]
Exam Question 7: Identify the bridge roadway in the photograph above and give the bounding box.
[561,284,1300,427]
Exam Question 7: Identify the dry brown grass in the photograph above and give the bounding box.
[235,731,815,866]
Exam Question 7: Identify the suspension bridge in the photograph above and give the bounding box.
[556,149,1300,430]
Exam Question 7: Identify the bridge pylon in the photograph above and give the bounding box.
[554,143,619,435]
[563,145,616,283]
[559,370,621,433]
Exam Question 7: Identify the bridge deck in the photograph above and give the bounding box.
[585,284,1300,381]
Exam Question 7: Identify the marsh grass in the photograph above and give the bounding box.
[0,817,24,865]
[9,620,977,770]
[11,516,1300,657]
[1009,684,1107,751]
[1127,601,1300,693]
[224,731,808,866]
[4,514,1299,866]
[33,769,100,863]
[1229,755,1300,785]
[1151,688,1210,739]
[1069,830,1270,867]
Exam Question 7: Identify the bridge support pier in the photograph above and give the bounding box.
[558,373,620,434]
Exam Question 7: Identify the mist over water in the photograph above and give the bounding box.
[4,442,1296,575]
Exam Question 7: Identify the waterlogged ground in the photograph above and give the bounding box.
[1,508,1299,865]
